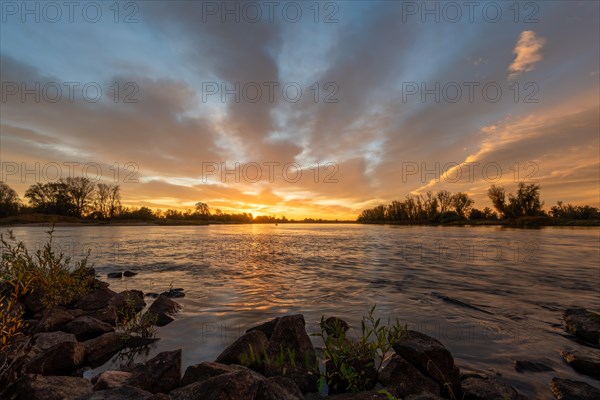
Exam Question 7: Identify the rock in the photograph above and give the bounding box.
[550,377,600,400]
[84,332,126,367]
[564,308,600,345]
[109,290,146,315]
[85,307,118,325]
[145,295,182,327]
[148,395,172,400]
[145,292,160,298]
[378,354,440,397]
[74,287,117,311]
[404,394,445,400]
[10,374,93,400]
[323,316,350,337]
[170,369,262,400]
[392,330,461,397]
[180,361,247,387]
[92,370,133,390]
[22,291,45,315]
[560,349,600,379]
[246,317,280,339]
[312,390,390,399]
[461,376,527,400]
[31,331,77,354]
[161,289,185,298]
[215,330,269,368]
[89,385,154,400]
[257,376,305,400]
[123,271,138,277]
[107,272,123,279]
[35,308,76,333]
[65,315,113,340]
[264,314,319,393]
[514,360,554,373]
[26,341,86,375]
[128,350,181,394]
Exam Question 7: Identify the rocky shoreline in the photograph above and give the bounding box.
[1,271,599,400]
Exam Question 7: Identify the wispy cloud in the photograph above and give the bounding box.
[509,30,546,80]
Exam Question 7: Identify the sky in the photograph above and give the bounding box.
[1,0,599,220]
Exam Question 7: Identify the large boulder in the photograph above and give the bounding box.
[74,287,117,311]
[257,376,304,400]
[461,376,527,400]
[128,350,181,394]
[392,330,461,397]
[145,295,182,327]
[550,377,600,400]
[110,290,146,315]
[181,361,247,387]
[10,374,93,400]
[88,385,154,400]
[246,317,280,339]
[564,308,600,345]
[65,315,113,340]
[215,330,269,369]
[560,349,600,379]
[170,369,263,400]
[25,341,86,375]
[35,308,76,333]
[92,370,133,391]
[378,354,440,397]
[30,331,77,355]
[83,332,126,367]
[264,314,319,393]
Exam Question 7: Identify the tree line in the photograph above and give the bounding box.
[357,183,599,223]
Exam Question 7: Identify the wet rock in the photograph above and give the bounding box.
[35,308,76,333]
[378,354,440,397]
[264,314,318,393]
[85,307,118,325]
[145,292,160,298]
[215,330,269,368]
[92,370,132,390]
[392,330,461,397]
[23,291,45,315]
[170,369,262,400]
[128,350,181,394]
[107,272,123,279]
[564,308,600,345]
[404,393,446,400]
[246,317,280,339]
[65,315,113,340]
[462,376,527,400]
[514,360,554,373]
[31,331,77,355]
[26,341,86,375]
[550,377,600,400]
[323,316,350,337]
[161,289,185,298]
[84,332,126,367]
[10,374,93,400]
[124,271,138,277]
[89,385,153,400]
[74,287,117,311]
[109,290,146,315]
[145,295,182,327]
[560,349,600,379]
[257,376,305,400]
[310,390,390,399]
[180,361,247,387]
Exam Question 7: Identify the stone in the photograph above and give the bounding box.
[514,360,554,373]
[461,376,527,400]
[246,317,280,339]
[550,377,600,400]
[92,370,133,390]
[257,376,305,400]
[123,271,138,277]
[564,308,600,345]
[109,290,146,316]
[170,369,262,400]
[378,354,440,397]
[161,289,185,298]
[264,314,319,393]
[85,307,118,325]
[26,341,86,375]
[89,385,154,400]
[22,291,45,315]
[10,374,93,400]
[180,361,247,387]
[31,331,77,355]
[145,292,160,298]
[215,330,269,368]
[323,316,350,337]
[560,349,600,379]
[392,330,461,397]
[35,308,76,333]
[74,287,117,311]
[145,295,182,327]
[313,390,390,399]
[84,332,126,367]
[128,350,181,394]
[107,272,123,279]
[65,315,113,340]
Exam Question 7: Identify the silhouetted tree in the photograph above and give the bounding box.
[437,190,453,213]
[451,192,474,218]
[0,181,21,217]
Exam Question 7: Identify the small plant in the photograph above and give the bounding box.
[114,293,157,339]
[313,305,407,394]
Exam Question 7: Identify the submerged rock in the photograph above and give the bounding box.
[514,360,554,373]
[161,289,185,298]
[107,272,123,279]
[564,308,600,345]
[461,376,527,400]
[550,377,600,400]
[145,295,182,327]
[560,349,600,379]
[123,270,138,277]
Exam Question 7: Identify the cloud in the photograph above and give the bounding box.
[509,31,546,80]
